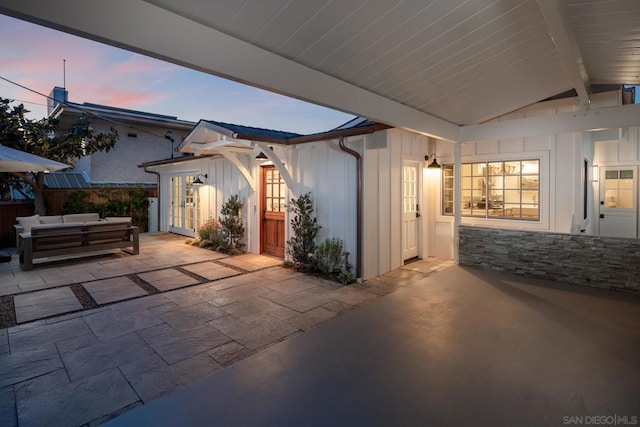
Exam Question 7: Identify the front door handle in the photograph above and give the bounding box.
[416,212,421,218]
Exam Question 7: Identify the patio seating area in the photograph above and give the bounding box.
[0,232,451,426]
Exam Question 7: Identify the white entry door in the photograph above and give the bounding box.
[599,166,637,238]
[402,161,421,261]
[169,174,198,237]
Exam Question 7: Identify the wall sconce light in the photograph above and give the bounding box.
[193,173,208,185]
[592,165,599,182]
[425,154,441,169]
[255,146,274,160]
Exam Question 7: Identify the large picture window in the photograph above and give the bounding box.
[442,159,540,220]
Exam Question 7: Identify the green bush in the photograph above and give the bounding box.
[198,218,224,248]
[286,192,320,267]
[315,238,344,273]
[218,194,245,252]
[338,270,355,285]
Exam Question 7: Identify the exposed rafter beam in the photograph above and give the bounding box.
[460,103,640,143]
[536,0,591,108]
[0,0,460,142]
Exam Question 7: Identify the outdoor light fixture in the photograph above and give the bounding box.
[193,173,207,185]
[425,154,441,169]
[592,165,599,182]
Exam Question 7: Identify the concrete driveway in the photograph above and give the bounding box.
[106,264,640,427]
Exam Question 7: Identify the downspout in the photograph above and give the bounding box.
[143,166,161,232]
[338,137,362,280]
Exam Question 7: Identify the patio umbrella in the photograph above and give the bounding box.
[0,144,69,173]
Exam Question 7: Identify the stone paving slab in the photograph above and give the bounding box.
[220,254,282,271]
[14,287,83,323]
[157,303,226,330]
[216,314,299,350]
[83,308,163,341]
[137,323,232,364]
[207,341,255,366]
[9,318,91,353]
[14,369,70,401]
[0,385,17,427]
[61,333,155,381]
[0,347,63,389]
[181,262,240,281]
[285,307,337,331]
[138,268,200,292]
[16,368,139,427]
[83,276,148,305]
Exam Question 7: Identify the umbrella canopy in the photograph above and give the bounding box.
[0,144,69,173]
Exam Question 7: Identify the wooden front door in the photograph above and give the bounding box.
[261,166,286,257]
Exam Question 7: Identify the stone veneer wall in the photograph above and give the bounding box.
[458,225,640,293]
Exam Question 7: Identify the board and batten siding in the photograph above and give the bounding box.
[434,92,626,249]
[287,140,358,273]
[362,129,430,279]
[157,156,251,237]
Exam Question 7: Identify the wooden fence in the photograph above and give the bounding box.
[0,187,157,248]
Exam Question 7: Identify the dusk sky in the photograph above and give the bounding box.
[0,14,354,134]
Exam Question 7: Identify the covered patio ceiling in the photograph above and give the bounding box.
[1,0,639,142]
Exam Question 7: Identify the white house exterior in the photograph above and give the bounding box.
[50,92,195,186]
[140,88,640,285]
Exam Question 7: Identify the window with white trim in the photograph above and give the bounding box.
[442,159,540,220]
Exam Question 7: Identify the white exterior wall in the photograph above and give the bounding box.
[288,140,358,271]
[152,140,358,271]
[361,129,430,279]
[154,156,251,239]
[434,91,625,258]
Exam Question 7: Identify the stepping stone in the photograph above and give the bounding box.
[14,287,83,323]
[83,277,147,305]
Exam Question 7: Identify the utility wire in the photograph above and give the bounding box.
[0,75,184,140]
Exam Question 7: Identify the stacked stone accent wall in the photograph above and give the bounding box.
[458,225,640,293]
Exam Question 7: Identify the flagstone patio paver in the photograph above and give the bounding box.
[181,262,241,281]
[0,347,63,389]
[137,323,232,364]
[0,385,16,427]
[207,341,255,366]
[266,277,317,295]
[217,314,298,350]
[9,317,91,353]
[14,369,70,401]
[138,268,201,292]
[61,333,155,381]
[156,303,226,330]
[285,307,337,331]
[82,308,163,341]
[221,254,282,271]
[16,368,139,427]
[83,276,148,305]
[14,287,83,324]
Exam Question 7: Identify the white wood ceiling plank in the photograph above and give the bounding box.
[348,0,510,87]
[394,25,549,106]
[369,2,531,95]
[274,0,368,60]
[224,0,291,42]
[182,0,246,30]
[340,0,470,82]
[326,0,440,78]
[314,1,428,72]
[253,2,326,54]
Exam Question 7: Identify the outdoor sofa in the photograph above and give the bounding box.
[15,214,139,270]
